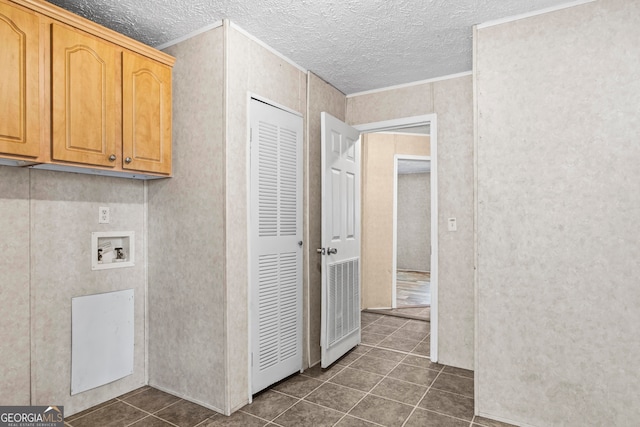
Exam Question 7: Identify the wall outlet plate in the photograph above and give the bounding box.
[99,207,110,224]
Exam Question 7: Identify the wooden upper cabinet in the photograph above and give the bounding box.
[0,2,41,158]
[51,23,119,167]
[1,0,174,176]
[122,50,172,175]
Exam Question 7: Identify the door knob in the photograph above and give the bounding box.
[317,248,326,255]
[125,157,132,164]
[327,247,338,255]
[109,154,116,161]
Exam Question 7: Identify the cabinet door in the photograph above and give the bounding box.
[122,51,172,174]
[52,23,119,167]
[0,2,41,158]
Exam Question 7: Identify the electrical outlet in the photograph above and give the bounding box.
[99,207,110,224]
[448,217,457,231]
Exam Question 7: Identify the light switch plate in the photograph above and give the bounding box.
[448,217,457,231]
[99,207,110,224]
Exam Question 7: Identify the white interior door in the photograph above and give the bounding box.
[250,98,303,394]
[320,112,361,368]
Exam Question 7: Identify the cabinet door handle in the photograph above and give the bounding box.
[109,154,116,161]
[125,157,132,164]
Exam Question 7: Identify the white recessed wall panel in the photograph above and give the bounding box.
[71,289,134,395]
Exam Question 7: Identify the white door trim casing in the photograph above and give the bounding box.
[354,114,439,363]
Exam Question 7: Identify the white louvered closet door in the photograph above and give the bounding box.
[250,98,303,394]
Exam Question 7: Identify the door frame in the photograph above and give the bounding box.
[392,154,431,309]
[354,114,439,363]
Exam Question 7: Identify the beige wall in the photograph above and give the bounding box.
[0,167,147,414]
[150,23,308,414]
[0,167,30,405]
[347,75,474,369]
[475,1,640,425]
[305,72,346,366]
[361,133,429,309]
[397,172,430,271]
[148,27,226,411]
[225,23,307,412]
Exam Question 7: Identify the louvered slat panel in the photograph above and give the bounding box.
[279,252,298,361]
[279,127,297,236]
[327,258,359,346]
[258,122,278,237]
[258,254,279,371]
[349,259,359,332]
[327,264,338,345]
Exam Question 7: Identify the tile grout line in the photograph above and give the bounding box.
[126,413,181,427]
[142,395,185,414]
[65,398,122,424]
[395,368,481,426]
[330,360,395,427]
[65,386,152,425]
[331,337,436,426]
[348,312,449,426]
[117,400,162,423]
[256,342,391,426]
[118,397,183,427]
[400,368,444,427]
[239,392,303,425]
[316,362,475,425]
[193,412,223,427]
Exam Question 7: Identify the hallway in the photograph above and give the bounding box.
[64,312,513,427]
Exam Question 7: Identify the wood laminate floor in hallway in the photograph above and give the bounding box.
[366,271,431,321]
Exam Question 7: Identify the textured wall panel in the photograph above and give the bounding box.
[432,77,474,370]
[397,173,431,271]
[147,27,226,412]
[30,170,146,415]
[476,1,640,424]
[225,24,307,412]
[348,76,474,369]
[306,72,346,367]
[0,166,30,405]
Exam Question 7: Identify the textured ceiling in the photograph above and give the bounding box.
[46,0,579,94]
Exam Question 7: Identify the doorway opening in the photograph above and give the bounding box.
[392,156,431,321]
[355,114,439,362]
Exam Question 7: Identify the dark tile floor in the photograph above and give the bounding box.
[65,312,514,427]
